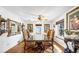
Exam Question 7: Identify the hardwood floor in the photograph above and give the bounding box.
[6,41,64,53]
[53,42,64,53]
[6,42,25,53]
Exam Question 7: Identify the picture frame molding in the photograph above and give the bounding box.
[66,6,79,32]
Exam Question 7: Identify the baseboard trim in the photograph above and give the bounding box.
[54,41,65,51]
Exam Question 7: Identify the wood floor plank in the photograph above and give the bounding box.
[6,41,64,53]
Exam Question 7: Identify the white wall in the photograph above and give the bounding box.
[0,34,23,53]
[0,7,24,53]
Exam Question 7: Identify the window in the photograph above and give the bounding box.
[56,19,64,37]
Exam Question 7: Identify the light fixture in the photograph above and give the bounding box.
[37,15,47,21]
[31,15,47,21]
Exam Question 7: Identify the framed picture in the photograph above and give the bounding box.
[44,24,50,33]
[7,19,21,36]
[66,6,79,32]
[27,24,33,33]
[44,34,48,40]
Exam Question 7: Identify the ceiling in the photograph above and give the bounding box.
[2,6,73,21]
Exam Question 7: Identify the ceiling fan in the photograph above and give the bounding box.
[36,15,47,21]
